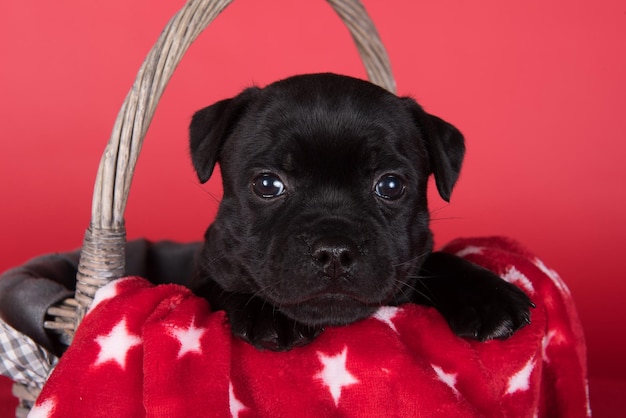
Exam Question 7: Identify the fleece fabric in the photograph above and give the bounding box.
[30,237,590,418]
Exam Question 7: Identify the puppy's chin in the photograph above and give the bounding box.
[278,295,380,327]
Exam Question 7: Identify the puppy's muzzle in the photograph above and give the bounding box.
[311,237,359,281]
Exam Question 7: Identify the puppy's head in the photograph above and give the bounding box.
[190,73,464,326]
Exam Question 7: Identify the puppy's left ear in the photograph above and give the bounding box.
[189,87,260,183]
[403,98,465,202]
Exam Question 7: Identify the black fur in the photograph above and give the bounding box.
[189,73,532,350]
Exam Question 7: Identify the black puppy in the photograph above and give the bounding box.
[189,73,532,351]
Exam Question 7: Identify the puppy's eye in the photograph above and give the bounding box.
[374,174,405,200]
[252,173,286,198]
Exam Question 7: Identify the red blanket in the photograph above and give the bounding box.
[31,237,590,417]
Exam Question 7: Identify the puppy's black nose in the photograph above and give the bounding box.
[311,237,358,279]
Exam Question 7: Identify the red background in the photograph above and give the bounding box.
[1,0,624,414]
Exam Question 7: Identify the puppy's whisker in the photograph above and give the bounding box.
[410,276,441,306]
[429,215,463,223]
[429,205,448,213]
[393,251,430,269]
[389,280,413,305]
[193,182,222,205]
[249,283,280,305]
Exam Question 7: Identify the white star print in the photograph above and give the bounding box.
[94,318,141,369]
[502,266,535,294]
[506,357,535,394]
[534,257,570,296]
[316,347,359,406]
[89,278,126,313]
[28,397,55,418]
[585,379,592,417]
[431,364,460,397]
[373,306,400,332]
[229,382,248,418]
[455,246,484,258]
[168,320,206,358]
[541,329,558,363]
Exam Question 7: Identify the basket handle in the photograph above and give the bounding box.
[73,0,395,327]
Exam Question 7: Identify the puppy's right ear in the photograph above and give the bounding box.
[189,87,259,183]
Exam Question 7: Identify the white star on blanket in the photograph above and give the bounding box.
[506,357,536,394]
[88,277,130,313]
[373,306,400,332]
[168,319,206,358]
[28,397,56,418]
[315,347,359,406]
[502,265,536,294]
[432,364,460,397]
[229,382,248,418]
[94,318,141,369]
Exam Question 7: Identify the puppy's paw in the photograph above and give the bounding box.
[418,252,534,341]
[441,276,534,341]
[227,298,323,351]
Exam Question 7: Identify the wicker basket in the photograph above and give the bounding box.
[11,0,394,415]
[71,0,395,328]
[30,0,396,336]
